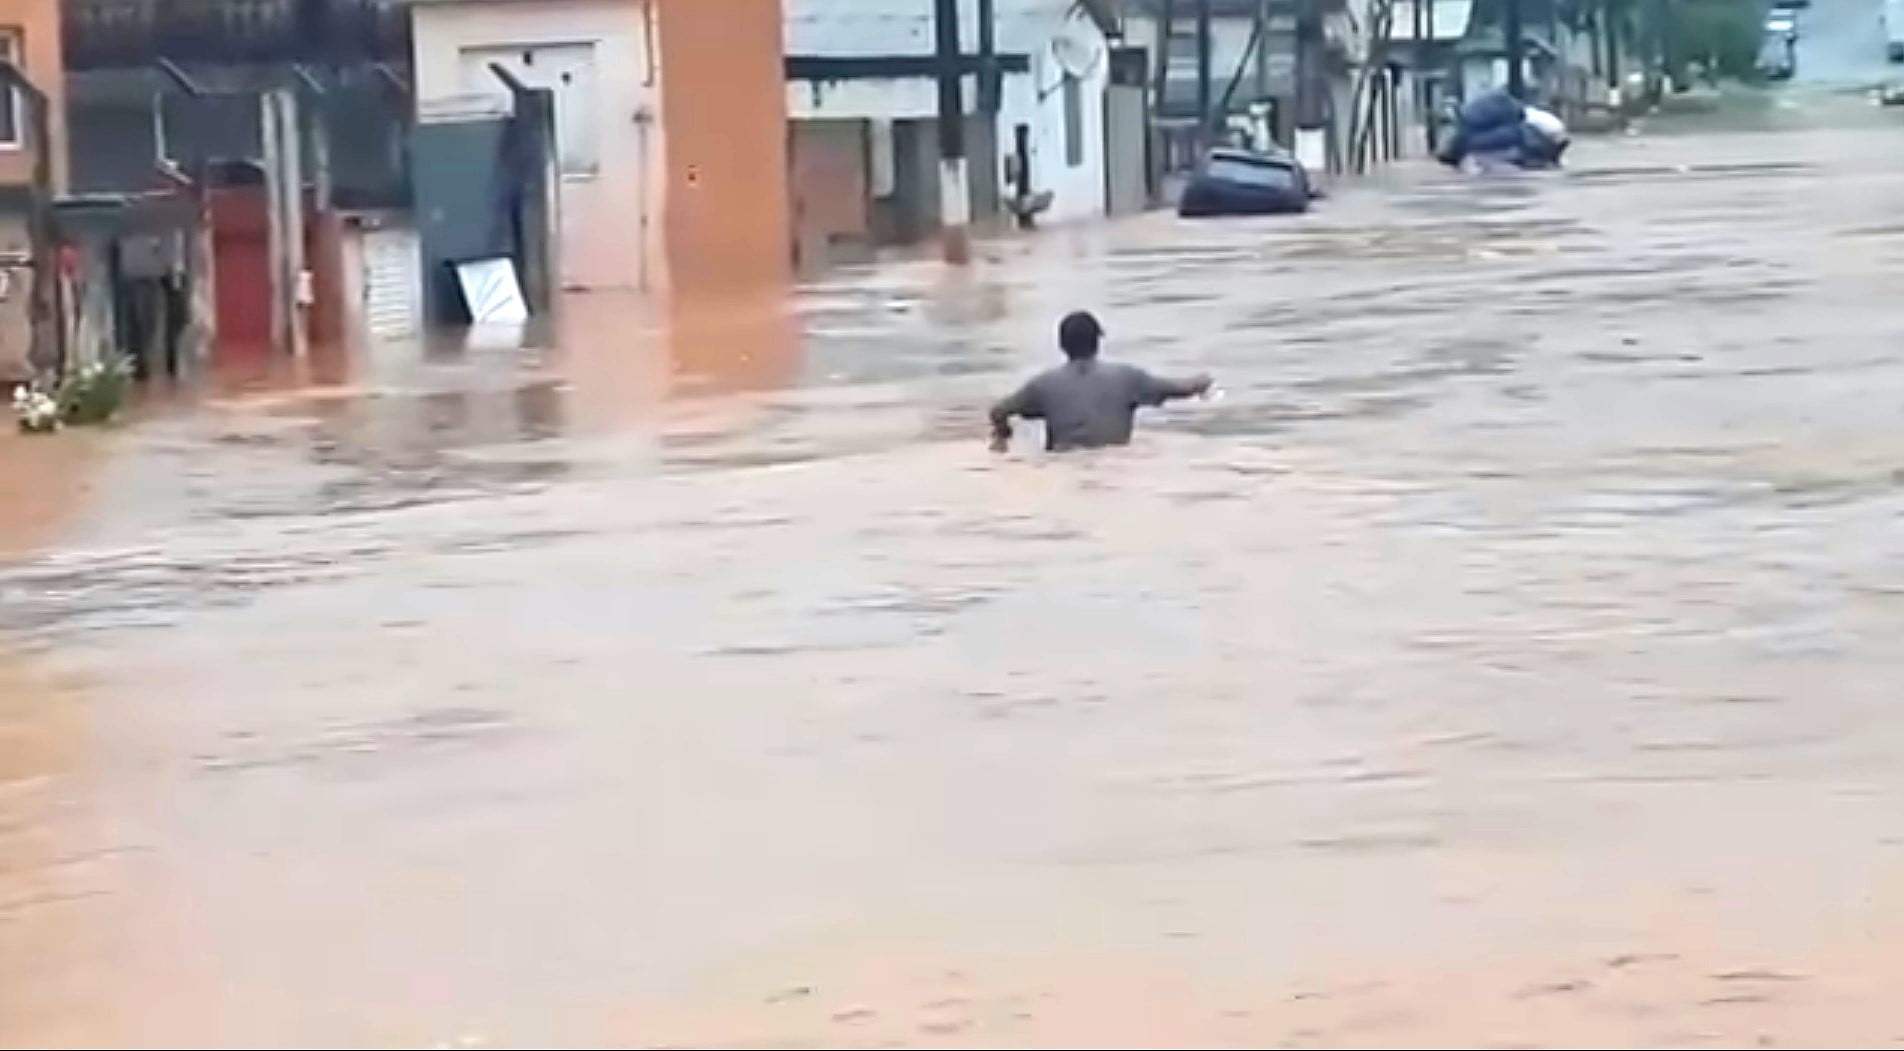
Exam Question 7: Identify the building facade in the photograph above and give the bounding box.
[1121,0,1377,173]
[784,0,1127,268]
[0,0,63,381]
[411,0,789,297]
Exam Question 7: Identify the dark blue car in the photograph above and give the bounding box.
[1178,148,1312,218]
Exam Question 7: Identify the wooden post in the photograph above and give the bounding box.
[1196,0,1214,138]
[519,88,559,318]
[1255,0,1273,104]
[1412,0,1426,149]
[490,63,560,317]
[189,183,216,368]
[978,0,999,114]
[1606,1,1622,92]
[1424,0,1440,151]
[260,87,306,357]
[1505,0,1526,98]
[978,0,999,225]
[296,67,333,213]
[260,91,283,354]
[1154,0,1176,118]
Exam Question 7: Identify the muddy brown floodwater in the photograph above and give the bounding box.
[7,88,1904,1048]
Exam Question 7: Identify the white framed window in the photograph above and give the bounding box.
[0,30,23,149]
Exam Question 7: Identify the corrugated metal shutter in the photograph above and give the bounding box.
[361,226,419,340]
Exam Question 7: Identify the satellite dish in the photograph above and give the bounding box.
[1050,19,1105,80]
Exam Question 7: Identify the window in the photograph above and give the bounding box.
[1062,74,1083,168]
[0,30,21,148]
[461,42,600,177]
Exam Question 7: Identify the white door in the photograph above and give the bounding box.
[361,226,421,340]
[460,42,600,178]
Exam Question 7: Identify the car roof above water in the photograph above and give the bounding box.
[1207,147,1300,169]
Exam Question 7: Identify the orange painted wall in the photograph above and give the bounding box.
[653,0,791,297]
[0,0,62,191]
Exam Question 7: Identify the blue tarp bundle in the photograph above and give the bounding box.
[1437,89,1568,170]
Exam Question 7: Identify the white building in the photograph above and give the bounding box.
[1120,0,1388,173]
[411,0,662,292]
[409,0,791,298]
[783,0,1138,266]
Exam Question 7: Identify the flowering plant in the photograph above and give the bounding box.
[12,383,61,433]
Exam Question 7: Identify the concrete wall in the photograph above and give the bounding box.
[0,0,64,192]
[786,0,982,55]
[653,0,791,297]
[789,118,871,268]
[789,74,945,121]
[412,0,661,291]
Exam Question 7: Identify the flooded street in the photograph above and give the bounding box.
[8,86,1904,1047]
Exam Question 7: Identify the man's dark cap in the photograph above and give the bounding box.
[1059,311,1104,356]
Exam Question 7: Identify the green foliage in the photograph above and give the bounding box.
[1668,0,1767,79]
[56,355,133,426]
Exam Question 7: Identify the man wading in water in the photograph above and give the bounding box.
[989,311,1213,453]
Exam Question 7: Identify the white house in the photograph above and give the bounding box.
[783,0,1133,266]
[409,0,791,297]
[1120,0,1387,172]
[1119,0,1274,122]
[411,0,663,292]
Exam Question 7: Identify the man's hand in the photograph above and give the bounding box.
[989,432,1011,454]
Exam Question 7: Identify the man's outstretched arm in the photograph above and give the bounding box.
[1136,370,1214,406]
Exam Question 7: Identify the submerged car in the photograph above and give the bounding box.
[1178,148,1312,217]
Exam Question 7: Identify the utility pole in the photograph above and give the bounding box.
[1504,0,1526,98]
[260,86,306,357]
[1412,0,1425,147]
[1652,0,1670,90]
[978,0,998,114]
[978,0,1001,223]
[933,0,970,265]
[1254,0,1272,105]
[1550,0,1562,81]
[1294,0,1327,173]
[1606,0,1622,92]
[1196,0,1214,140]
[1154,0,1176,118]
[1425,0,1438,150]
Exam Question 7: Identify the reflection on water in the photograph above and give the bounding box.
[6,92,1904,1045]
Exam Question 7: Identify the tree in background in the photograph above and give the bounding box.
[1666,0,1765,80]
